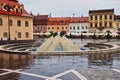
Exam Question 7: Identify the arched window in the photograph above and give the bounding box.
[18,32,21,38]
[0,18,3,26]
[25,32,29,38]
[16,8,18,13]
[3,32,8,38]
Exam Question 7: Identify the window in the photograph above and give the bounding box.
[20,9,22,14]
[17,20,21,26]
[18,32,21,38]
[3,32,8,38]
[9,19,13,26]
[105,15,107,20]
[52,27,54,30]
[100,15,102,20]
[90,16,93,20]
[90,23,93,28]
[70,27,72,30]
[62,27,64,30]
[95,16,97,20]
[86,26,87,29]
[4,5,7,10]
[43,27,44,30]
[105,23,107,27]
[48,27,50,30]
[109,22,112,27]
[95,23,97,28]
[110,15,112,20]
[0,18,2,26]
[82,26,84,29]
[77,26,79,30]
[73,26,75,30]
[25,21,29,27]
[16,8,18,13]
[57,27,59,29]
[100,23,102,27]
[66,27,68,29]
[25,32,29,38]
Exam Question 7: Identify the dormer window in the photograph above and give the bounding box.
[16,8,18,13]
[8,6,13,11]
[20,9,22,14]
[4,5,7,11]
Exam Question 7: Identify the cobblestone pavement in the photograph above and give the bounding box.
[0,68,120,80]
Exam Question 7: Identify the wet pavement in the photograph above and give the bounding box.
[0,39,120,80]
[0,52,120,80]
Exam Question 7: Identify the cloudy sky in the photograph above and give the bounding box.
[20,0,120,17]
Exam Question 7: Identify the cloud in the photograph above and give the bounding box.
[20,0,120,16]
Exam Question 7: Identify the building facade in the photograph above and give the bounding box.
[69,17,88,33]
[89,9,115,34]
[0,0,33,40]
[33,15,48,33]
[115,15,120,32]
[47,17,70,33]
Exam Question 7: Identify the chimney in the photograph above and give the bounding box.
[73,13,75,17]
[37,13,40,16]
[49,13,51,18]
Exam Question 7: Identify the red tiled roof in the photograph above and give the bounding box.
[48,17,70,25]
[0,0,32,17]
[89,9,114,13]
[34,15,48,19]
[70,17,88,23]
[33,15,48,25]
[48,17,70,21]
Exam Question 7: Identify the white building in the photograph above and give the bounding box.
[69,17,88,34]
[115,15,120,31]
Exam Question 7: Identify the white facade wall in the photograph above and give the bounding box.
[69,22,88,33]
[115,20,120,30]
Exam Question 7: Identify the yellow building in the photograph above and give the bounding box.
[0,0,33,40]
[89,9,115,34]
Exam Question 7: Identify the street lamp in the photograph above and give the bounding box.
[6,5,12,42]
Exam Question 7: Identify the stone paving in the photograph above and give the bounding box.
[0,68,120,80]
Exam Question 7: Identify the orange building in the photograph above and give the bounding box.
[47,17,70,33]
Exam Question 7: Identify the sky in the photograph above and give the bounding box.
[20,0,120,17]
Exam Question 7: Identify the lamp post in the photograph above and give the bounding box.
[7,5,11,42]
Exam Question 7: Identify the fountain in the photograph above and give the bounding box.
[37,36,79,52]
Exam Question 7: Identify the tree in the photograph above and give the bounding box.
[106,30,111,41]
[50,31,54,37]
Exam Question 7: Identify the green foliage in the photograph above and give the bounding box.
[106,31,111,41]
[50,31,54,37]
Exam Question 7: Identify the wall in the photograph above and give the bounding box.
[0,14,33,40]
